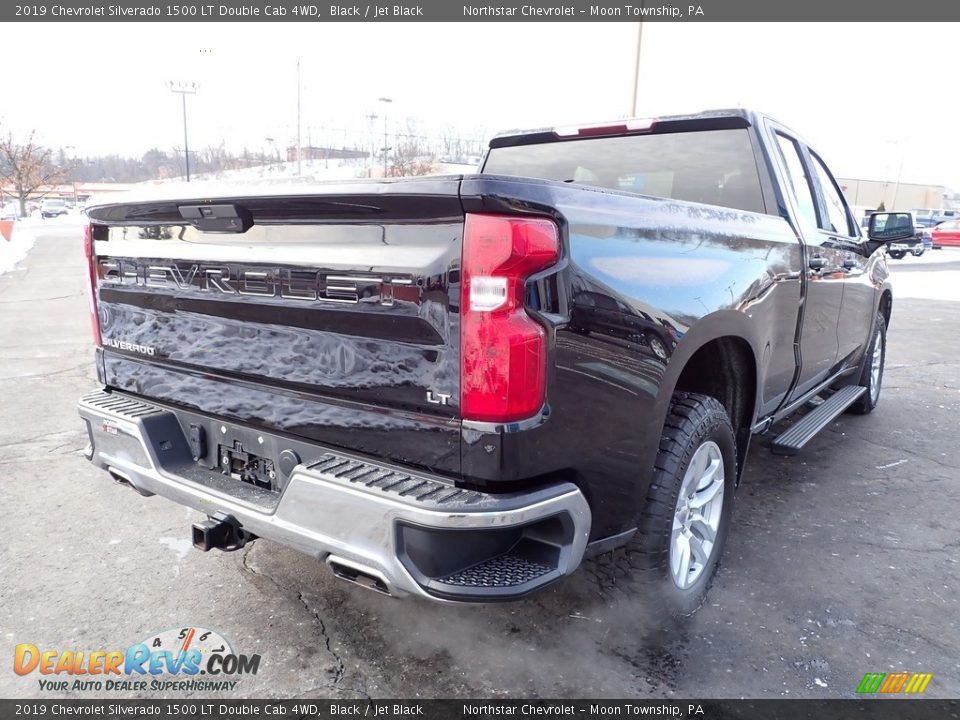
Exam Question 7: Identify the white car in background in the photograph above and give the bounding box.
[1,201,23,220]
[40,198,69,218]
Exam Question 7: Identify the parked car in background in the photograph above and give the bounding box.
[1,201,22,221]
[912,209,960,229]
[40,198,69,218]
[908,212,929,257]
[933,209,960,226]
[931,220,960,247]
[913,208,939,228]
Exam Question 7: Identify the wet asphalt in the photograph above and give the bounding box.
[0,222,957,700]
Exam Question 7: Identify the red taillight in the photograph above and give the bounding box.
[460,213,559,423]
[84,223,102,348]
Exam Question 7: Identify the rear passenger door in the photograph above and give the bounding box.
[807,150,875,364]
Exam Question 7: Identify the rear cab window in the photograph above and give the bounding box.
[482,127,767,215]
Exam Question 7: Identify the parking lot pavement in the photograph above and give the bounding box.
[1,228,957,699]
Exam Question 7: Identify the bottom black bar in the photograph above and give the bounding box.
[1,699,958,720]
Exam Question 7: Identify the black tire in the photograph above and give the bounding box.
[849,312,886,415]
[621,392,737,618]
[887,251,905,260]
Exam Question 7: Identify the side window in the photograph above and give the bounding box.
[774,133,818,229]
[810,152,853,236]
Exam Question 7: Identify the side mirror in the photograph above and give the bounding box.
[868,212,916,242]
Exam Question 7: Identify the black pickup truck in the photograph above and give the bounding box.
[79,109,893,616]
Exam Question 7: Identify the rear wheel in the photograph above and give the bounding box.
[623,392,737,617]
[849,312,886,415]
[887,250,905,260]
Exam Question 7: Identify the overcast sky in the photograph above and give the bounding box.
[3,22,957,189]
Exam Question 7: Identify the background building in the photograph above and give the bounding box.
[838,178,946,211]
[0,182,135,204]
[286,146,368,162]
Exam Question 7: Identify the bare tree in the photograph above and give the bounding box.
[0,129,75,215]
[439,126,475,163]
[170,146,186,179]
[198,143,234,177]
[389,120,436,177]
[437,125,487,164]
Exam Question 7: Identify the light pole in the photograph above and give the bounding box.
[169,81,198,181]
[379,97,392,177]
[296,58,302,177]
[891,156,905,211]
[364,112,379,178]
[265,137,279,170]
[629,22,644,116]
[885,137,907,210]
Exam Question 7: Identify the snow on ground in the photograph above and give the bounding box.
[147,159,368,186]
[145,158,478,187]
[888,248,960,302]
[0,215,86,277]
[0,223,37,276]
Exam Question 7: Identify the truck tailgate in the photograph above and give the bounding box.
[87,178,464,476]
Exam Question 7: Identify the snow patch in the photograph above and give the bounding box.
[0,223,37,276]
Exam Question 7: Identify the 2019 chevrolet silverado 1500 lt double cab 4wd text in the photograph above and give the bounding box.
[79,110,893,616]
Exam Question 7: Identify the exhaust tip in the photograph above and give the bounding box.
[327,558,391,596]
[107,468,154,497]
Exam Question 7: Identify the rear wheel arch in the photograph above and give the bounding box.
[654,318,760,478]
[670,336,757,478]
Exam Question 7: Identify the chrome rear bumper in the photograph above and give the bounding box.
[78,389,591,602]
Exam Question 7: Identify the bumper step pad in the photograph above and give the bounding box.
[310,452,485,506]
[437,552,554,588]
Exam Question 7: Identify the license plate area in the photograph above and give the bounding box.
[217,440,278,491]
